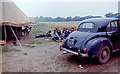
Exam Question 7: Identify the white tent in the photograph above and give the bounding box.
[0,1,31,25]
[0,0,32,46]
[0,1,2,23]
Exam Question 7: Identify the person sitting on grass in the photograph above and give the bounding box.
[64,28,70,38]
[70,27,75,33]
[55,28,61,36]
[60,28,70,40]
[46,31,51,37]
[60,28,66,40]
[51,30,62,42]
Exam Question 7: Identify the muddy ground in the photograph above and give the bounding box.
[2,34,120,72]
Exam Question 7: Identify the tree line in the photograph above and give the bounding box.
[30,13,120,22]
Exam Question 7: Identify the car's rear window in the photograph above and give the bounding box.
[77,22,94,32]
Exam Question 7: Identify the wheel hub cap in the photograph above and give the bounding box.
[102,50,107,59]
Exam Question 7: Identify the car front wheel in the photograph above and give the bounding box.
[98,45,110,64]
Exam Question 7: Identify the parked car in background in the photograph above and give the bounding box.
[60,18,120,64]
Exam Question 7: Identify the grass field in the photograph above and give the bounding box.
[40,21,80,29]
[31,21,80,34]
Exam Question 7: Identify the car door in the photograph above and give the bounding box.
[106,20,120,50]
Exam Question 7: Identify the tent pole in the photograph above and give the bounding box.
[10,25,23,49]
[4,24,7,48]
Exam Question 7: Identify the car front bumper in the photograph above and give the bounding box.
[60,46,88,57]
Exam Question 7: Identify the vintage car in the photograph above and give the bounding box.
[60,18,120,64]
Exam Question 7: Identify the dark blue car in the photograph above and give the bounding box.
[60,18,120,64]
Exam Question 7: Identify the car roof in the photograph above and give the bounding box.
[80,18,120,27]
[78,18,120,32]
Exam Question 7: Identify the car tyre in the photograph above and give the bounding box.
[98,45,110,64]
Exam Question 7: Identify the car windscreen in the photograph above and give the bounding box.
[77,22,94,32]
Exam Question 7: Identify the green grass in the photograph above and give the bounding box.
[31,21,79,35]
[31,24,54,35]
[39,21,79,29]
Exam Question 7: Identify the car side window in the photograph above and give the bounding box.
[97,27,106,32]
[107,21,118,32]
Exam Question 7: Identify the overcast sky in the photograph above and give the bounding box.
[12,0,119,18]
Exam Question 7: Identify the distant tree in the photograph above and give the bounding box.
[65,16,72,21]
[55,16,65,21]
[45,17,53,22]
[40,16,44,19]
[105,13,114,17]
[31,15,103,22]
[113,13,120,18]
[34,17,40,22]
[72,16,81,21]
[61,17,66,21]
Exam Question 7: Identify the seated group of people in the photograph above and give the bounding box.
[46,27,75,42]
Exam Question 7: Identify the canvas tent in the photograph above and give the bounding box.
[0,0,31,25]
[0,0,32,46]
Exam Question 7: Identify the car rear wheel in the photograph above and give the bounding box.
[98,45,110,64]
